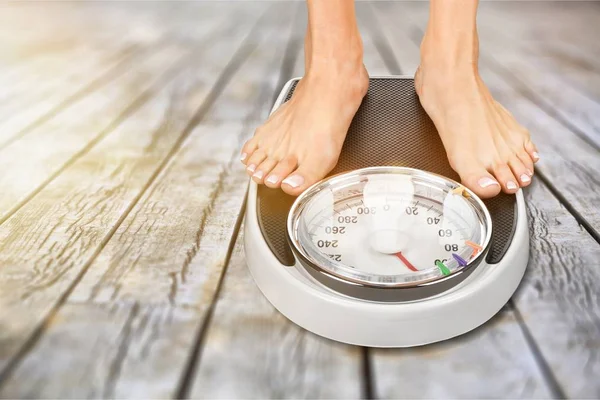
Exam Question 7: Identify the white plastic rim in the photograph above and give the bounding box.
[243,77,529,347]
[245,181,528,347]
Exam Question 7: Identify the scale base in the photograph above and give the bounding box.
[244,77,528,347]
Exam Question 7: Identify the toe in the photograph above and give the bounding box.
[252,158,277,184]
[493,163,520,194]
[517,149,534,177]
[240,136,259,165]
[281,155,337,196]
[524,138,540,163]
[508,156,532,187]
[264,155,298,188]
[454,165,501,199]
[449,155,501,198]
[245,150,267,176]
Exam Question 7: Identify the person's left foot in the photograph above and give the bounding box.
[414,30,539,199]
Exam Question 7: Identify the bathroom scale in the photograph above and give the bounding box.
[244,76,528,347]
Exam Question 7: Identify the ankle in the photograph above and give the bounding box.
[420,27,479,72]
[307,38,364,70]
[309,55,367,84]
[304,38,367,93]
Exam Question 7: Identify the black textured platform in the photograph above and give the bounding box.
[257,78,516,266]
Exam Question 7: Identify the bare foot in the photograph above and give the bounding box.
[241,43,368,195]
[415,30,539,199]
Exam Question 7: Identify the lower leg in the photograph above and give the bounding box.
[241,0,368,195]
[416,0,539,198]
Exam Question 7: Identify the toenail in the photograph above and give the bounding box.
[520,174,531,183]
[247,164,256,172]
[282,175,304,188]
[253,170,264,180]
[478,177,499,188]
[266,175,279,185]
[240,152,247,162]
[507,181,518,190]
[532,151,540,161]
[527,169,533,176]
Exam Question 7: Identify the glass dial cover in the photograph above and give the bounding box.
[287,167,493,296]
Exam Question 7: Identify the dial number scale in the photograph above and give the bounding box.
[288,167,492,294]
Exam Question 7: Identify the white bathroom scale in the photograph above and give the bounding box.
[244,77,528,348]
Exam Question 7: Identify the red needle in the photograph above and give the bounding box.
[394,252,419,272]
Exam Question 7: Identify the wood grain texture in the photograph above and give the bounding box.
[481,68,600,237]
[477,2,600,103]
[517,181,600,399]
[0,5,303,398]
[0,45,142,151]
[0,2,248,149]
[189,8,374,399]
[0,7,249,224]
[364,5,556,398]
[382,3,600,398]
[0,4,265,392]
[191,237,364,399]
[372,311,551,399]
[0,3,169,136]
[190,8,366,399]
[0,44,189,223]
[0,1,598,398]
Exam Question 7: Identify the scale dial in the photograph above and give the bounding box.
[287,167,493,302]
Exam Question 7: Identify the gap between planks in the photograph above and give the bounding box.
[174,6,303,397]
[373,2,600,398]
[0,43,145,151]
[187,7,367,399]
[0,13,236,227]
[0,4,272,389]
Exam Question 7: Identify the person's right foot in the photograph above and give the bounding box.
[240,38,368,196]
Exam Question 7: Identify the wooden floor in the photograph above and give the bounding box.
[0,1,599,398]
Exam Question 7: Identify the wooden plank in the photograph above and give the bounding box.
[479,68,600,238]
[188,9,369,399]
[0,3,232,145]
[0,5,309,398]
[189,9,365,399]
[366,3,559,398]
[381,3,600,398]
[0,4,265,391]
[357,3,396,77]
[191,237,364,399]
[476,2,600,57]
[476,3,600,103]
[0,46,143,149]
[0,6,241,223]
[515,181,600,399]
[372,311,551,399]
[0,4,144,119]
[0,44,188,223]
